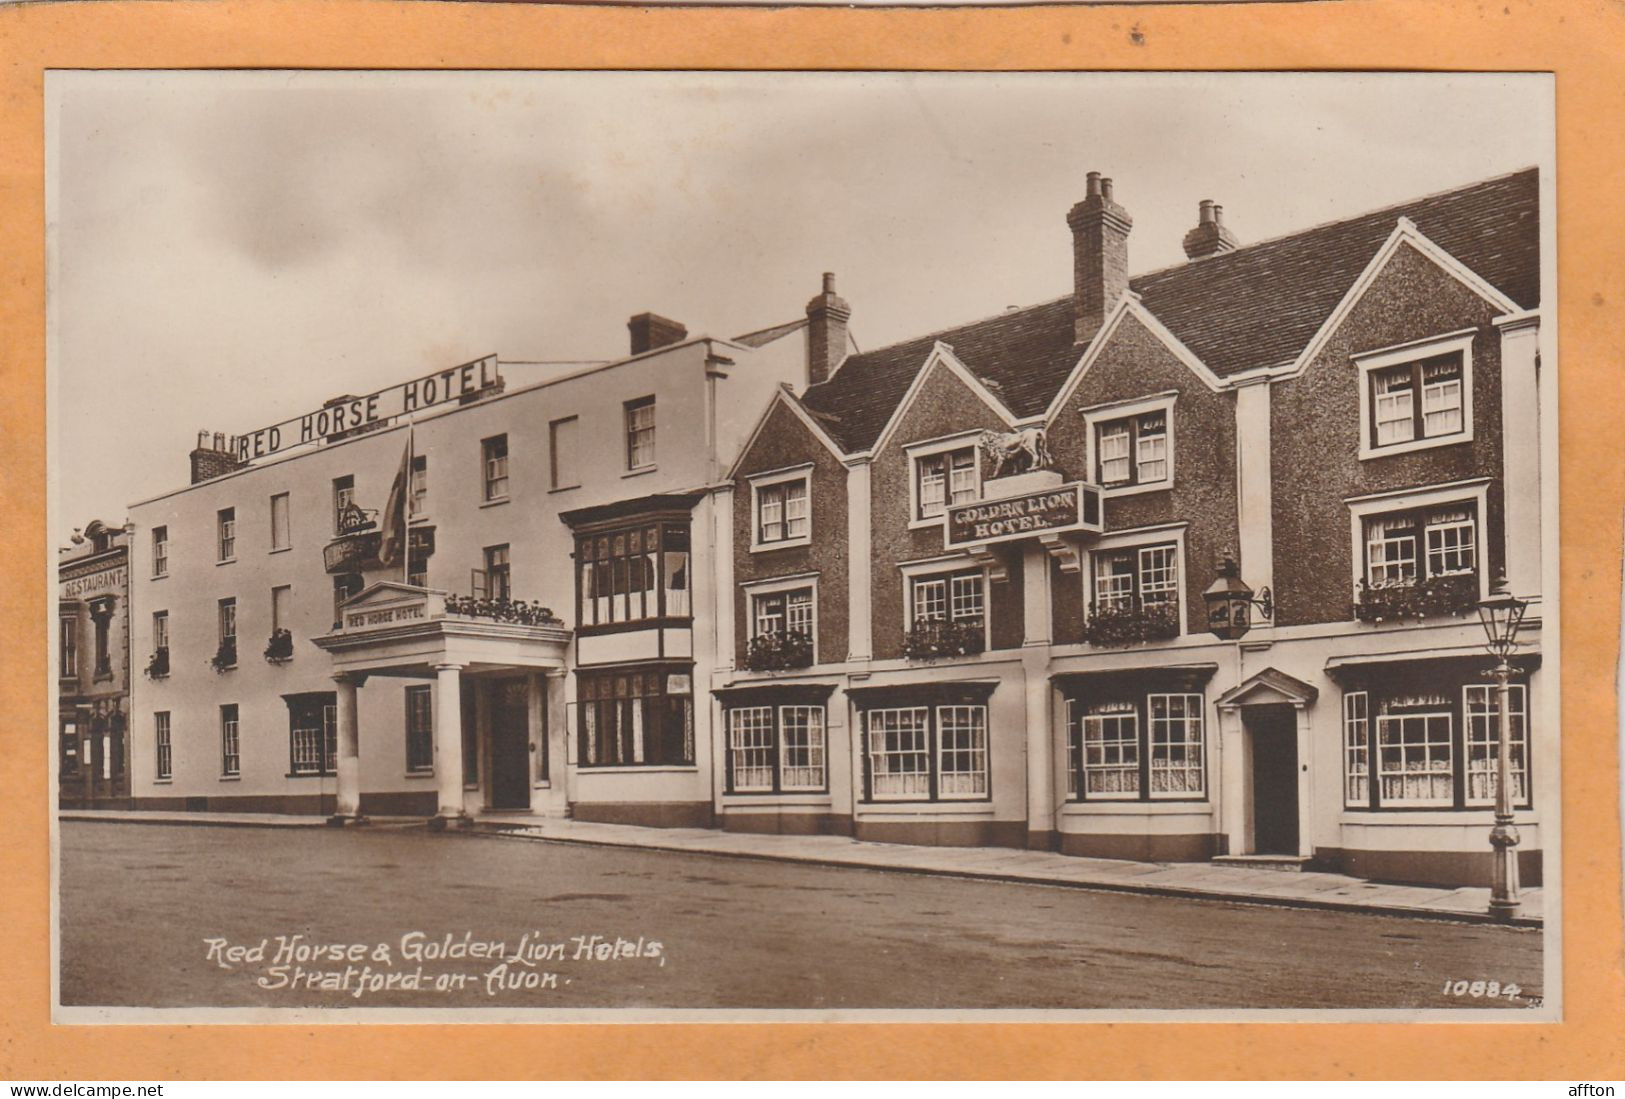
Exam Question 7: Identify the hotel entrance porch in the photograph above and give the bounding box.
[313,583,572,825]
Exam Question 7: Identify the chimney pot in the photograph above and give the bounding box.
[805,271,852,388]
[1182,198,1240,260]
[1067,170,1133,344]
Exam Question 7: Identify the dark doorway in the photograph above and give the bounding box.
[1248,707,1299,855]
[489,679,531,811]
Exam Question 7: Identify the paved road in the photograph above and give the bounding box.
[58,822,1544,1012]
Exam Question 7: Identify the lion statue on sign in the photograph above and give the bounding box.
[977,427,1054,479]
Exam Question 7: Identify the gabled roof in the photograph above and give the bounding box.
[797,167,1539,453]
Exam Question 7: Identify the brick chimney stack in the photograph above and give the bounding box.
[1182,199,1240,260]
[804,271,851,387]
[189,430,245,484]
[1067,172,1134,345]
[628,312,688,356]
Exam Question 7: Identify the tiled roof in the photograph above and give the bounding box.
[798,168,1538,453]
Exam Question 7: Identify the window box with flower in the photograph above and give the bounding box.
[144,647,170,679]
[444,595,563,627]
[209,638,237,674]
[903,618,986,660]
[1081,602,1182,648]
[745,628,814,672]
[264,629,295,664]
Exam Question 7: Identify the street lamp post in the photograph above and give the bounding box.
[1476,573,1528,920]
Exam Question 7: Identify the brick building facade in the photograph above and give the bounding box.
[715,168,1550,887]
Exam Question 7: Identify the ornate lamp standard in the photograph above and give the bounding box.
[1476,573,1529,920]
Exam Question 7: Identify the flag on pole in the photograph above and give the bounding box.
[377,435,412,569]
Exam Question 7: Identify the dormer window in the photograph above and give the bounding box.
[1355,331,1475,459]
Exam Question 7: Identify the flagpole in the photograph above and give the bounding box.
[404,410,415,586]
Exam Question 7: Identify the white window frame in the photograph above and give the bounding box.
[1374,711,1455,808]
[741,573,819,664]
[1147,693,1205,798]
[154,711,172,781]
[1463,683,1530,808]
[549,416,579,491]
[1354,330,1476,461]
[899,557,990,649]
[1081,392,1178,497]
[482,435,510,502]
[1343,690,1370,809]
[220,704,241,778]
[726,704,828,794]
[904,433,984,530]
[1346,479,1491,608]
[217,507,236,563]
[152,610,169,652]
[748,464,814,551]
[151,526,168,578]
[625,396,657,471]
[271,584,292,635]
[1080,524,1188,637]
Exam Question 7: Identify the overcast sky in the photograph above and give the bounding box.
[47,71,1550,539]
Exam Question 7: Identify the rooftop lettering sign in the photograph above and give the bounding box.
[945,481,1104,549]
[232,355,500,462]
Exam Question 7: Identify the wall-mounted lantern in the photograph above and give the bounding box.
[1202,554,1273,641]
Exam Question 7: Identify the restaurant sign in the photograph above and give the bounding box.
[945,481,1104,549]
[232,355,501,462]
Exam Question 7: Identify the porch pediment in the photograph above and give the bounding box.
[1215,666,1319,709]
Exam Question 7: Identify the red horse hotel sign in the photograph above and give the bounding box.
[945,481,1104,549]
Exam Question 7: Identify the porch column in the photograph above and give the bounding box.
[432,662,468,826]
[1218,705,1247,855]
[330,672,366,824]
[1293,702,1313,859]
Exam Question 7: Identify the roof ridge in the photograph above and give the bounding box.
[732,316,808,342]
[821,293,1075,372]
[1130,165,1538,284]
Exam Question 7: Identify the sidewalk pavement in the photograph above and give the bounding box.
[61,808,1544,928]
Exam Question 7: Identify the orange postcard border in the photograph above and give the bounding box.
[2,0,1621,1080]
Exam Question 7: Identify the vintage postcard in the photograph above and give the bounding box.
[43,69,1561,1024]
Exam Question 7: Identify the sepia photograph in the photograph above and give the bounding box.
[46,69,1558,1021]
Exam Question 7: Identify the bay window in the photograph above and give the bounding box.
[1342,679,1531,810]
[725,703,827,793]
[856,684,994,803]
[1066,692,1206,801]
[575,521,690,628]
[576,666,694,767]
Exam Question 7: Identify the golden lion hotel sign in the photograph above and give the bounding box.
[232,355,500,462]
[945,481,1104,549]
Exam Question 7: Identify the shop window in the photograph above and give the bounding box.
[482,435,509,502]
[151,526,168,578]
[1066,692,1206,801]
[725,704,826,793]
[154,712,172,780]
[576,668,694,768]
[287,694,337,776]
[60,720,80,777]
[625,397,656,471]
[405,685,434,773]
[217,507,236,562]
[576,522,690,629]
[1342,680,1532,810]
[220,704,241,777]
[862,704,988,802]
[914,446,977,521]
